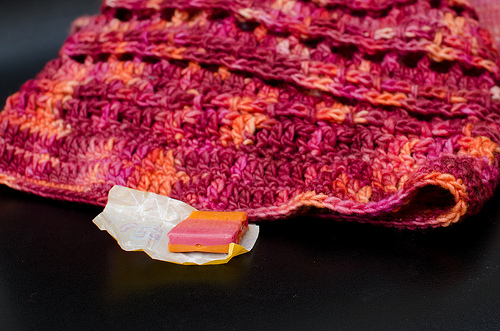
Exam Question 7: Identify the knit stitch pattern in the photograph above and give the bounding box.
[1,0,500,229]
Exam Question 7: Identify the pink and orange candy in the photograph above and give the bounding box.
[167,211,248,253]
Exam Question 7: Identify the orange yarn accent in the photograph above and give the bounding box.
[444,12,465,35]
[425,43,456,62]
[130,148,190,196]
[217,66,231,80]
[365,91,406,107]
[458,136,500,163]
[253,24,268,42]
[226,112,271,146]
[423,172,468,227]
[315,102,350,123]
[288,191,328,209]
[355,186,373,203]
[151,44,186,60]
[2,88,73,139]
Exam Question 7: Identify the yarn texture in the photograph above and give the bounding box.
[472,0,500,49]
[1,0,500,229]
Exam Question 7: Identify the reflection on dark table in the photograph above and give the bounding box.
[1,1,500,330]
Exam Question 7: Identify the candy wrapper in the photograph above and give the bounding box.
[93,186,259,265]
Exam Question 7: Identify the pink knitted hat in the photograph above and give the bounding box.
[1,0,500,229]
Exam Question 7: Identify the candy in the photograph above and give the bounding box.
[168,211,248,253]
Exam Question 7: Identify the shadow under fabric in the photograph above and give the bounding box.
[0,0,500,229]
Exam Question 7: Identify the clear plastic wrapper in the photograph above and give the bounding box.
[93,185,259,265]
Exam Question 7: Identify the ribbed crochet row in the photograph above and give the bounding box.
[1,0,500,228]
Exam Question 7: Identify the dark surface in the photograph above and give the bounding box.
[1,1,500,330]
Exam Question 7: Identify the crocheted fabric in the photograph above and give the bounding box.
[1,0,500,229]
[472,0,500,49]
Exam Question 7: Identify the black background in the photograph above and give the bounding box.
[1,1,500,330]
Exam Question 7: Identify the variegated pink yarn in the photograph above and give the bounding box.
[472,0,500,49]
[1,0,500,229]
